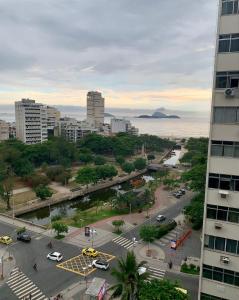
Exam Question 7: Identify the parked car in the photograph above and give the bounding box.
[0,236,13,245]
[47,251,63,262]
[17,232,31,242]
[175,193,181,199]
[92,259,109,270]
[156,215,166,222]
[180,188,186,194]
[82,247,99,257]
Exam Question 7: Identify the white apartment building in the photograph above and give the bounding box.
[58,117,97,143]
[110,118,139,135]
[0,119,9,141]
[199,1,239,300]
[15,99,48,144]
[47,106,61,130]
[87,91,104,128]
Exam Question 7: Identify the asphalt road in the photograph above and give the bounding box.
[0,192,198,299]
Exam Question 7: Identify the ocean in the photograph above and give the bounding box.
[0,105,210,138]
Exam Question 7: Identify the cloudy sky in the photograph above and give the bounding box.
[0,0,218,111]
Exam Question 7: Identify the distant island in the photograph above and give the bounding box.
[137,111,180,119]
[104,112,115,117]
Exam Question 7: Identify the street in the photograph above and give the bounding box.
[0,191,199,299]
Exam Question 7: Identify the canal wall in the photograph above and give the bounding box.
[13,169,147,217]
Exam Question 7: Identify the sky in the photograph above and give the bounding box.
[0,0,218,111]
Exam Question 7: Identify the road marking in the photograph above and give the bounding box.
[112,236,135,249]
[57,251,115,276]
[148,266,165,280]
[7,268,47,300]
[34,236,44,240]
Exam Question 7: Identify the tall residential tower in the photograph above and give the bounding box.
[15,99,48,144]
[87,91,104,129]
[199,1,239,300]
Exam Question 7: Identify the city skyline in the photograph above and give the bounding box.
[0,0,218,111]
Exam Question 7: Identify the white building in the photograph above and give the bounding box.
[0,120,9,141]
[111,118,139,135]
[46,106,61,136]
[15,99,48,144]
[199,1,239,300]
[58,117,97,142]
[87,91,104,129]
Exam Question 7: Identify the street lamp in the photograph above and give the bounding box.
[82,267,87,289]
[90,228,97,248]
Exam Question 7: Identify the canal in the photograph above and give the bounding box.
[19,173,154,226]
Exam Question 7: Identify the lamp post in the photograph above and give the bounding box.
[90,228,97,248]
[82,267,87,288]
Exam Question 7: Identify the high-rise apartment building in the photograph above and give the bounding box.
[0,120,9,141]
[87,91,104,128]
[46,106,61,136]
[199,1,239,300]
[15,99,48,144]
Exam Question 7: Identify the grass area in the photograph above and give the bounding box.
[63,207,125,228]
[11,190,37,206]
[180,263,200,275]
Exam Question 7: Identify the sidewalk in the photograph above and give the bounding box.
[0,248,16,286]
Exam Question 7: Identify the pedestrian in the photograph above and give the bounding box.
[168,260,173,269]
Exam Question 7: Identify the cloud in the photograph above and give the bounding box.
[0,0,218,110]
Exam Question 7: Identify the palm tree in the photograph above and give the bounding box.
[109,251,150,300]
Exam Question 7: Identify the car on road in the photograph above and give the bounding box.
[47,251,63,262]
[0,236,13,245]
[92,259,109,270]
[180,188,186,194]
[82,247,99,257]
[17,232,31,242]
[156,215,166,222]
[138,266,147,275]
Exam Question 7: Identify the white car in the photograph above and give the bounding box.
[92,259,109,270]
[156,215,166,222]
[138,266,147,275]
[47,252,63,262]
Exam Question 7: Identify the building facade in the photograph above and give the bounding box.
[199,1,239,300]
[58,117,97,142]
[15,99,48,144]
[110,118,139,135]
[87,91,104,129]
[0,119,9,141]
[46,106,61,136]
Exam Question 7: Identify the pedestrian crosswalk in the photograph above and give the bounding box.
[148,266,165,280]
[156,226,184,247]
[112,236,136,249]
[7,268,48,300]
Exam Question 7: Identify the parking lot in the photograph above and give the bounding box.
[57,251,115,276]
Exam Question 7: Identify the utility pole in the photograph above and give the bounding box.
[1,256,3,280]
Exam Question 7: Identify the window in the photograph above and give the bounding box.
[204,234,239,255]
[201,294,229,300]
[211,141,239,158]
[203,264,239,287]
[218,34,239,53]
[208,173,239,192]
[215,72,239,88]
[213,107,239,124]
[206,205,239,224]
[222,0,239,15]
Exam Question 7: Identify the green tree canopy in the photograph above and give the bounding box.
[122,162,135,174]
[52,222,68,238]
[35,185,53,200]
[138,279,188,300]
[134,158,147,170]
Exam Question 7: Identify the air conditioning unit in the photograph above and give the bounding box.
[215,222,222,229]
[219,190,229,199]
[221,256,230,264]
[224,88,235,97]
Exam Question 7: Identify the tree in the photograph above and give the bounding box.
[134,158,147,170]
[115,156,125,165]
[109,251,150,299]
[96,165,118,180]
[94,155,106,165]
[138,279,188,300]
[0,177,13,210]
[12,159,34,177]
[147,154,155,162]
[25,174,50,188]
[112,219,125,234]
[122,162,135,174]
[52,222,68,238]
[76,166,97,185]
[79,153,93,164]
[35,185,53,200]
[55,170,71,185]
[139,225,157,250]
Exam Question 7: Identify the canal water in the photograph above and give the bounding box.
[19,174,153,226]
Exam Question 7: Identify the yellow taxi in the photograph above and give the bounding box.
[0,236,13,245]
[82,247,99,257]
[175,287,188,295]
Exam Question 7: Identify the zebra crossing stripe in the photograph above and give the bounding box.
[7,268,48,300]
[112,236,135,249]
[148,267,165,280]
